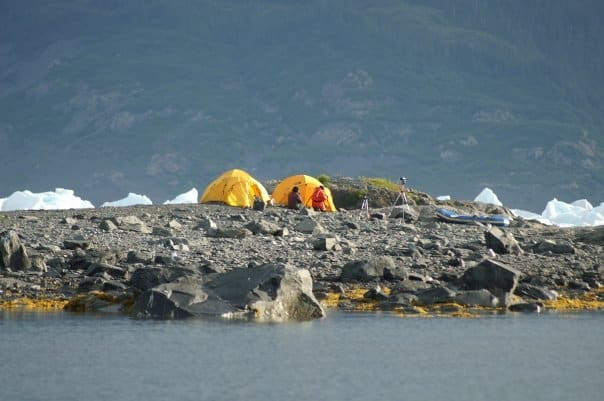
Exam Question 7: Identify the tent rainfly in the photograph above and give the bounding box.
[200,169,270,208]
[272,174,336,212]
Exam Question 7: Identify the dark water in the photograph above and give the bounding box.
[1,310,602,401]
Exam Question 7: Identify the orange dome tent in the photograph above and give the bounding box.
[272,174,337,212]
[200,169,270,208]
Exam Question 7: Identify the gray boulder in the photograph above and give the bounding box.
[383,265,409,281]
[63,238,91,250]
[131,263,324,322]
[206,263,324,321]
[245,220,282,235]
[340,256,395,282]
[313,237,337,251]
[130,266,172,293]
[461,259,521,307]
[390,205,419,222]
[131,277,210,319]
[99,219,118,232]
[111,216,152,234]
[294,218,323,234]
[484,226,523,255]
[532,239,575,254]
[0,230,31,272]
[414,286,456,306]
[515,283,559,300]
[207,227,252,239]
[195,217,217,231]
[454,289,500,307]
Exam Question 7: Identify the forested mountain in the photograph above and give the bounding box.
[1,0,603,209]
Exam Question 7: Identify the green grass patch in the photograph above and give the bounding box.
[362,177,399,191]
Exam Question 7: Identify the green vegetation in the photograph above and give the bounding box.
[317,174,331,187]
[362,177,399,192]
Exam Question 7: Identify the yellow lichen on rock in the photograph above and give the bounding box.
[63,291,123,312]
[320,292,341,309]
[320,286,392,311]
[542,288,604,311]
[0,298,69,310]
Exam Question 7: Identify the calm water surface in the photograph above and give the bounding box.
[1,310,602,401]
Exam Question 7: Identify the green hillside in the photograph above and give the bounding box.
[1,0,603,209]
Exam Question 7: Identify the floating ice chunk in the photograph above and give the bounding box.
[163,188,198,204]
[474,187,503,206]
[0,188,94,211]
[571,199,593,210]
[101,193,153,207]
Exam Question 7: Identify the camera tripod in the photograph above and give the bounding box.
[392,191,408,206]
[360,196,369,218]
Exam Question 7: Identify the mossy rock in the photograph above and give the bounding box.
[328,176,435,209]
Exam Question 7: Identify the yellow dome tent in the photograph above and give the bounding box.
[272,174,337,212]
[200,169,271,208]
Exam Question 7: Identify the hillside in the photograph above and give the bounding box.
[1,0,603,210]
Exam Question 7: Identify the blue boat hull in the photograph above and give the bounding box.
[435,208,510,227]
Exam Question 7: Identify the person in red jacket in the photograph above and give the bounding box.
[311,185,329,212]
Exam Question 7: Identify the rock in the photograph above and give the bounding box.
[152,227,173,237]
[99,219,117,232]
[484,226,523,255]
[131,263,324,321]
[383,265,409,281]
[0,230,31,272]
[363,286,389,301]
[29,253,48,273]
[245,220,282,235]
[340,256,395,282]
[131,277,207,319]
[111,216,152,234]
[77,276,107,292]
[575,226,604,244]
[85,262,127,279]
[126,250,154,264]
[509,302,544,313]
[299,208,317,217]
[569,280,591,290]
[533,239,575,254]
[390,280,431,294]
[64,291,124,313]
[164,238,190,252]
[168,219,182,230]
[63,238,91,250]
[414,286,456,306]
[102,280,129,292]
[389,205,419,222]
[130,267,172,293]
[294,218,322,234]
[206,263,324,321]
[61,217,78,225]
[461,258,521,307]
[195,217,217,231]
[343,221,360,230]
[514,283,558,300]
[313,237,337,251]
[386,292,418,307]
[583,271,603,289]
[207,227,253,239]
[454,289,499,307]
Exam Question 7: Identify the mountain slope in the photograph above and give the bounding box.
[1,0,603,209]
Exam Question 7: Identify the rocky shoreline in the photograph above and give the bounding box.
[1,180,603,320]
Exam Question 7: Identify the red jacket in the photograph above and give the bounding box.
[311,187,328,210]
